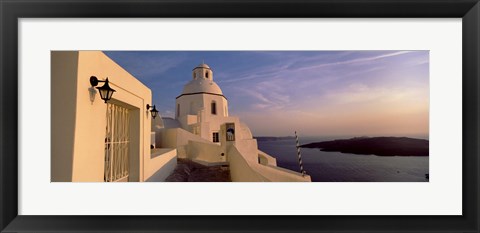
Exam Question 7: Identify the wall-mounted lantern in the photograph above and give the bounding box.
[146,104,159,119]
[90,76,116,103]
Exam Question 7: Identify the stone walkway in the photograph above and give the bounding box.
[165,159,231,182]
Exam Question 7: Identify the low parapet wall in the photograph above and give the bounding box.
[158,127,211,149]
[145,148,177,182]
[157,128,226,164]
[258,150,277,166]
[228,144,311,182]
[228,145,267,182]
[188,140,225,163]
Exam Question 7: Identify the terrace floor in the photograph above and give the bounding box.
[165,159,231,182]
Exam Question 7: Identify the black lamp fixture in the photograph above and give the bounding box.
[90,76,116,103]
[146,104,159,119]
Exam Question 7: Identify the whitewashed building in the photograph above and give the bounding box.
[156,63,311,182]
[51,51,177,182]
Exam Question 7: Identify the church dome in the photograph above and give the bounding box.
[181,63,223,96]
[194,63,210,69]
[182,78,223,95]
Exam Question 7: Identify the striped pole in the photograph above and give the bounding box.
[295,131,306,176]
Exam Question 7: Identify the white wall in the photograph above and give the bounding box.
[51,51,79,181]
[202,94,228,118]
[158,127,212,148]
[145,148,177,181]
[51,51,153,182]
[176,94,228,122]
[228,144,311,182]
[187,141,225,163]
[258,150,277,166]
[157,112,307,181]
[176,95,201,119]
[228,146,268,182]
[158,126,229,164]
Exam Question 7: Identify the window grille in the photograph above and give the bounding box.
[213,132,219,143]
[104,103,130,182]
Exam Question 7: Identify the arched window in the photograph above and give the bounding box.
[211,101,217,115]
[206,71,209,78]
[177,104,180,117]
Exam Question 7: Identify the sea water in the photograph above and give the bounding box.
[256,136,429,182]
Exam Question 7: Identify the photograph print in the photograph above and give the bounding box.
[51,50,429,182]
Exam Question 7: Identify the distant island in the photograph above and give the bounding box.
[300,137,429,156]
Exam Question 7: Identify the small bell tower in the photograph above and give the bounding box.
[192,62,213,80]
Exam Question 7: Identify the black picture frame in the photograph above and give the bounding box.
[1,0,479,232]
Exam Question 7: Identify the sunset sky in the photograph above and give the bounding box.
[104,51,429,137]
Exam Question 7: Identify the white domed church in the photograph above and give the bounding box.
[176,63,230,137]
[155,63,311,182]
